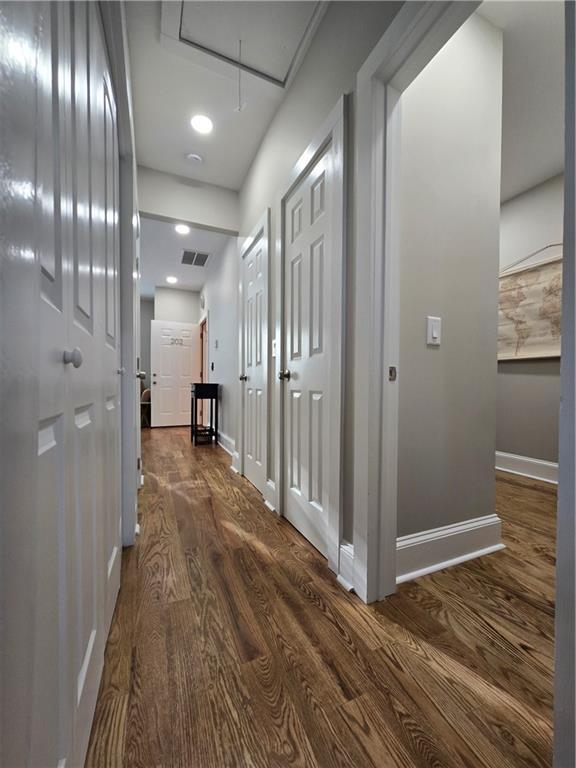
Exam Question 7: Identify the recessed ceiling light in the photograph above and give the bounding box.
[186,152,204,164]
[166,276,178,284]
[191,114,213,134]
[174,223,190,235]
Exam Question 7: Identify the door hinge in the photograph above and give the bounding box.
[388,366,397,382]
[137,457,141,471]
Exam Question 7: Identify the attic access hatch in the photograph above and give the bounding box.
[182,250,210,267]
[160,1,328,90]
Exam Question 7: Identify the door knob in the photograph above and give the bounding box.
[136,370,146,380]
[239,374,248,382]
[278,369,291,381]
[63,347,83,368]
[117,367,125,375]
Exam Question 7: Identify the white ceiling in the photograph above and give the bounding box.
[139,216,235,298]
[126,1,324,191]
[478,1,564,201]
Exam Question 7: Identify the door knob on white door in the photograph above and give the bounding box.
[278,369,291,381]
[63,347,83,368]
[136,370,146,380]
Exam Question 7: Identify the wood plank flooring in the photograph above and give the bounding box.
[86,427,555,767]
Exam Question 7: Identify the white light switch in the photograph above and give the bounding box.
[427,316,441,346]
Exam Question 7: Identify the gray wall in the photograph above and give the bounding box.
[497,175,563,462]
[397,14,503,537]
[140,298,154,388]
[202,239,240,444]
[497,359,560,461]
[154,287,201,323]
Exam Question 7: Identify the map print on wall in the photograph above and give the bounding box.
[498,257,562,360]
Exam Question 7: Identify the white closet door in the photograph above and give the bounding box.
[241,227,268,494]
[283,147,334,557]
[151,320,201,427]
[0,3,123,766]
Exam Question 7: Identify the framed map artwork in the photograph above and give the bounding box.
[498,256,562,360]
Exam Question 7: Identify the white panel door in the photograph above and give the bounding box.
[241,226,268,493]
[0,3,122,766]
[151,320,201,426]
[283,146,335,557]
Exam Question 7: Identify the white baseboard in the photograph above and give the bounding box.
[218,431,236,457]
[263,480,277,514]
[396,514,504,585]
[495,450,558,484]
[338,541,355,590]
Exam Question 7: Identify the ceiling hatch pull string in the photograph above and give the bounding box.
[237,39,245,113]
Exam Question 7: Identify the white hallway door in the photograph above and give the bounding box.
[282,120,344,562]
[151,320,201,427]
[241,224,268,494]
[1,3,122,766]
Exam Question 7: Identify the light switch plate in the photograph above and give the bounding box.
[427,316,441,346]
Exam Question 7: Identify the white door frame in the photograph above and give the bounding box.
[100,2,139,546]
[352,2,482,603]
[555,4,575,765]
[274,97,347,573]
[236,210,272,502]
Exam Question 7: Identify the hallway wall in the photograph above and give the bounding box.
[497,174,563,463]
[138,165,240,234]
[397,14,503,537]
[201,238,240,448]
[154,287,201,323]
[140,298,154,387]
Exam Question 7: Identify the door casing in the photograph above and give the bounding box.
[274,98,347,574]
[352,1,483,605]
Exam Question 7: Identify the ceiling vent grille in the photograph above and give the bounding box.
[182,250,210,267]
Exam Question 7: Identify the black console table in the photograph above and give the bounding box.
[191,382,219,446]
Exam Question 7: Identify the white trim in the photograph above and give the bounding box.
[217,430,236,457]
[554,5,575,762]
[353,2,479,603]
[396,514,504,584]
[496,451,558,484]
[263,480,277,513]
[338,541,355,588]
[237,210,271,495]
[100,1,139,548]
[274,97,347,574]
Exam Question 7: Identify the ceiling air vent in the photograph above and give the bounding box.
[182,250,210,267]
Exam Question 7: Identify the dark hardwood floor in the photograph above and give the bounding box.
[86,427,555,767]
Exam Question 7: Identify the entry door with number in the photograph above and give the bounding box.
[151,320,201,426]
[283,141,340,559]
[241,224,268,494]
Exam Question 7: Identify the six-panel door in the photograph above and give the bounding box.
[151,320,201,427]
[242,229,268,494]
[283,146,333,556]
